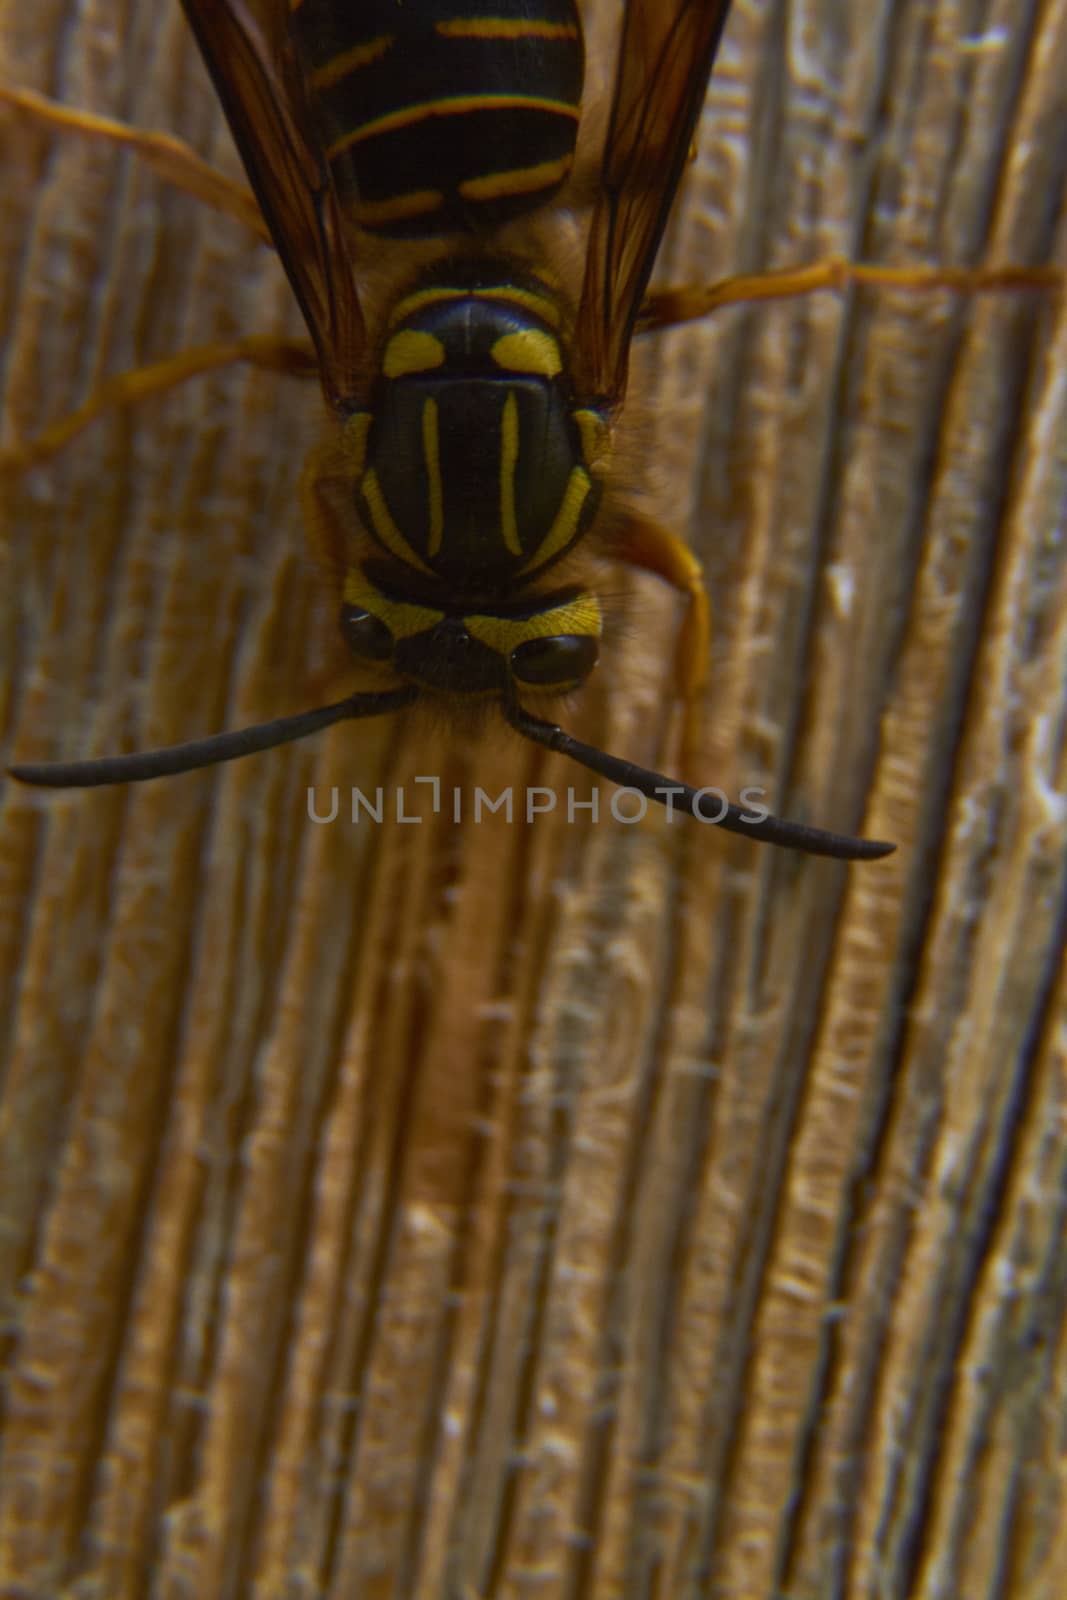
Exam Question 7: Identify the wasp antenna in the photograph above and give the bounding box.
[8,688,419,789]
[505,700,895,861]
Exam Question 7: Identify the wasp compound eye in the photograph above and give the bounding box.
[339,604,394,662]
[510,634,599,690]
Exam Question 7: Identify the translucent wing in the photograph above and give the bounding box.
[572,0,733,404]
[180,0,366,409]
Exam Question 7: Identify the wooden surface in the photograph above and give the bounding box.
[2,1,1066,1596]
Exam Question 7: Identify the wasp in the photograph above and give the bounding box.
[19,0,1046,858]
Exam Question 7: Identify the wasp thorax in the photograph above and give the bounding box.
[354,269,605,600]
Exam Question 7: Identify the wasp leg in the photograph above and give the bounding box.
[300,422,372,579]
[639,255,1062,333]
[301,425,402,702]
[1,337,318,473]
[1,83,268,239]
[614,512,710,777]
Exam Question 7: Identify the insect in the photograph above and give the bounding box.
[8,1,1048,858]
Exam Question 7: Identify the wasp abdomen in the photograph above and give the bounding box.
[289,0,584,237]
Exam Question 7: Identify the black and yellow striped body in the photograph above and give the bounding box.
[338,261,609,697]
[288,4,603,698]
[289,0,584,236]
[359,264,602,594]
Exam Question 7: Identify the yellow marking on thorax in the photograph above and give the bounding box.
[383,329,446,377]
[388,286,468,325]
[500,392,521,557]
[328,93,579,159]
[308,35,393,91]
[574,407,610,466]
[474,283,562,327]
[519,466,591,574]
[491,328,561,377]
[388,282,561,329]
[436,18,580,40]
[422,399,444,557]
[360,468,435,575]
[460,152,573,203]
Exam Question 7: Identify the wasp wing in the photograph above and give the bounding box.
[572,0,733,405]
[180,0,365,409]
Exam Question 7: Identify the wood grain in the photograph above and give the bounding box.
[1,1,1065,1596]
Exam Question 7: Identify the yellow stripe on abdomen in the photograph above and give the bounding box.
[327,93,579,160]
[307,35,393,92]
[460,152,574,204]
[436,19,580,40]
